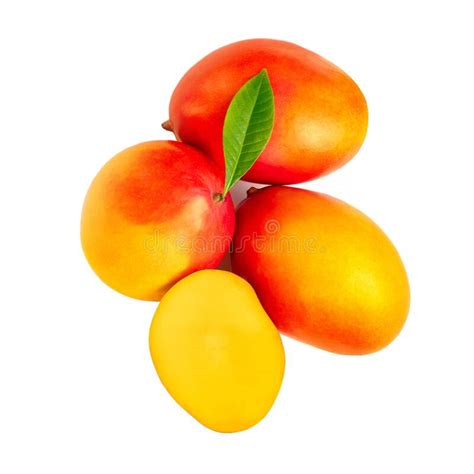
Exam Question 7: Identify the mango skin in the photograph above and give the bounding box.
[231,186,410,355]
[149,270,285,433]
[167,38,368,185]
[81,141,234,301]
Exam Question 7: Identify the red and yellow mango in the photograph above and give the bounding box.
[165,39,368,185]
[231,186,410,355]
[81,141,234,301]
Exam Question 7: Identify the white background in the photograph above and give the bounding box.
[1,1,473,472]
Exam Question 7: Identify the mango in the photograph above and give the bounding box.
[164,38,368,185]
[149,270,285,432]
[231,186,410,355]
[81,141,234,301]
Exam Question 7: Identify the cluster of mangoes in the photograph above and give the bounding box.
[81,39,410,433]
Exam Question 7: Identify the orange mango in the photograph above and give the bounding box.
[165,39,368,184]
[81,141,234,301]
[231,186,410,355]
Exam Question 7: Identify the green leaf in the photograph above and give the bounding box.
[222,69,274,195]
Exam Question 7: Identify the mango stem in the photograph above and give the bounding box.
[161,120,173,132]
[213,192,224,203]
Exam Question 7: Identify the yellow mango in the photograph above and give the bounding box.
[149,270,285,433]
